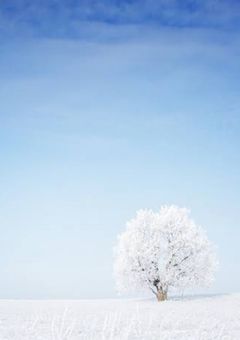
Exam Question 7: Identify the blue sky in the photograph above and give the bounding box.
[1,0,240,39]
[0,0,240,298]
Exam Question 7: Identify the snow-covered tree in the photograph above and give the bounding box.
[114,205,218,301]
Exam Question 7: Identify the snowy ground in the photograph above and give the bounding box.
[0,294,239,339]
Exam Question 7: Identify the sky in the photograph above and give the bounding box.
[0,0,240,299]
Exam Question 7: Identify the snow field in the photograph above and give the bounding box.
[0,294,239,339]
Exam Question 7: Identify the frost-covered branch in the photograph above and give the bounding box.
[114,205,218,301]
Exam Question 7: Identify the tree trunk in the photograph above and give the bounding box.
[156,290,167,301]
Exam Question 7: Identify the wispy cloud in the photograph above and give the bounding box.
[0,0,240,40]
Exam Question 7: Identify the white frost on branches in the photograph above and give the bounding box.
[114,205,218,299]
